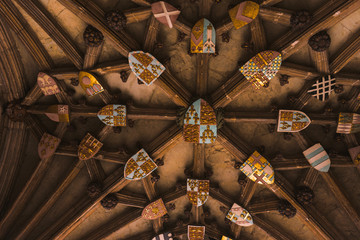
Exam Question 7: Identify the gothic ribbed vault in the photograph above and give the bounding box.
[1,0,360,240]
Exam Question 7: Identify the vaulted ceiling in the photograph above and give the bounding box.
[1,0,360,240]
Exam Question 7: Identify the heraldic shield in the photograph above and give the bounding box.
[152,232,174,240]
[38,133,61,160]
[240,50,282,89]
[221,236,232,240]
[79,71,104,96]
[307,75,336,101]
[45,105,69,123]
[303,143,330,172]
[188,225,205,240]
[336,113,360,134]
[277,110,311,132]
[37,72,60,96]
[348,146,360,165]
[124,148,158,180]
[187,179,209,207]
[183,99,217,144]
[221,237,233,240]
[228,1,259,29]
[151,1,180,28]
[97,105,126,127]
[226,203,253,227]
[78,133,103,161]
[128,51,165,86]
[142,199,168,220]
[240,151,274,184]
[190,18,216,54]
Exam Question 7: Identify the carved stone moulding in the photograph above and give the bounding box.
[295,186,314,205]
[105,10,127,31]
[290,11,311,28]
[308,31,331,52]
[87,181,102,198]
[278,200,297,218]
[6,102,27,122]
[83,25,104,47]
[100,193,119,210]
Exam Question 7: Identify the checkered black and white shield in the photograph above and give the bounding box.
[307,75,336,101]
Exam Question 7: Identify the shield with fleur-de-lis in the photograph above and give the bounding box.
[97,105,126,127]
[191,18,216,54]
[37,72,60,96]
[336,112,360,134]
[277,110,311,132]
[142,198,168,220]
[151,1,180,28]
[188,225,205,240]
[45,105,69,123]
[38,133,61,160]
[228,1,259,29]
[240,50,282,89]
[183,99,217,144]
[128,51,165,85]
[226,203,253,227]
[187,179,209,207]
[79,71,104,96]
[124,148,158,180]
[78,133,103,161]
[240,151,274,184]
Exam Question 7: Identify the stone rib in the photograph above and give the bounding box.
[0,123,67,239]
[271,0,360,60]
[16,0,83,69]
[0,0,53,70]
[259,7,293,26]
[330,30,360,74]
[250,17,267,52]
[57,0,139,57]
[218,125,345,240]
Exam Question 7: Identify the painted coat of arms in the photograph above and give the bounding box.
[240,50,282,89]
[79,71,104,96]
[188,225,205,240]
[78,133,103,161]
[97,105,126,127]
[187,179,209,207]
[37,72,60,96]
[348,146,360,165]
[124,148,158,180]
[142,198,168,220]
[45,105,69,123]
[38,133,61,160]
[190,18,216,53]
[307,75,335,101]
[152,232,174,240]
[303,143,330,172]
[277,110,311,132]
[183,99,217,144]
[336,113,360,134]
[240,151,274,184]
[226,203,253,227]
[151,1,180,28]
[228,1,259,29]
[221,237,233,240]
[128,51,165,85]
